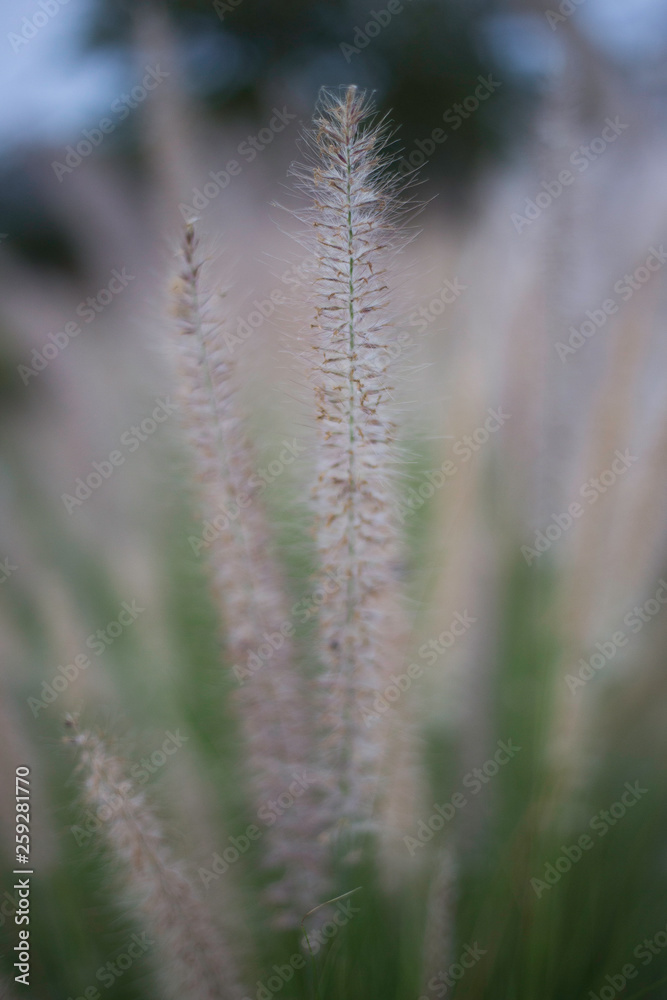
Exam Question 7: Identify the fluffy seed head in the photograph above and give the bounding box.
[67,722,241,1000]
[286,86,416,833]
[170,223,331,924]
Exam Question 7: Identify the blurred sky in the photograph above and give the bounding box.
[2,0,667,151]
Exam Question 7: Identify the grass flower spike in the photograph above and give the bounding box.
[286,86,415,834]
[68,724,240,1000]
[171,223,329,924]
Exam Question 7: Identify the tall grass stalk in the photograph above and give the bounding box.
[67,722,241,1000]
[170,222,329,924]
[285,86,416,835]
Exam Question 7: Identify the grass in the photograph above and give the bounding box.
[3,429,667,999]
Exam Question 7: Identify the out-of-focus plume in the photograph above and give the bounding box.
[420,845,457,996]
[67,721,241,1000]
[170,221,329,925]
